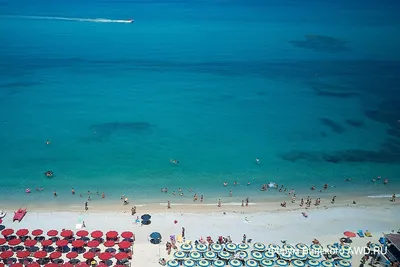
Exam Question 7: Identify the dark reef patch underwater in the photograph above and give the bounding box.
[289,34,349,53]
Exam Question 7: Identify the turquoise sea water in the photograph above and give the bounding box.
[0,0,400,206]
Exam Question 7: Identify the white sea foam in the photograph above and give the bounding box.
[1,15,133,24]
[158,202,258,206]
[367,194,397,198]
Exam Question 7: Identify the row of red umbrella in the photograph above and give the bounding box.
[0,238,132,249]
[1,229,134,240]
[0,250,131,261]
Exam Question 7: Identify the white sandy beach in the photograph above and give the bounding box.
[1,201,399,266]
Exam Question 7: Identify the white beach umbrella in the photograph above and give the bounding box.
[211,243,223,252]
[198,259,210,267]
[226,243,238,253]
[338,251,352,260]
[321,261,334,267]
[237,251,248,259]
[238,243,250,251]
[246,259,259,267]
[294,250,307,260]
[229,259,242,267]
[282,244,295,253]
[292,260,306,267]
[260,259,274,267]
[204,251,217,260]
[219,251,231,260]
[181,243,193,252]
[296,243,308,251]
[167,260,179,267]
[263,251,276,260]
[326,245,339,254]
[251,251,263,261]
[310,244,323,252]
[214,260,225,267]
[275,259,289,267]
[307,259,321,267]
[279,251,293,261]
[183,259,196,267]
[268,244,280,252]
[308,250,322,260]
[196,244,208,252]
[189,251,201,260]
[254,243,267,251]
[337,260,351,267]
[174,251,186,260]
[339,245,351,252]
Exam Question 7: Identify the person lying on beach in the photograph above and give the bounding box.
[281,201,286,207]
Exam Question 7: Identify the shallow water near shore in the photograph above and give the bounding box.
[0,0,400,207]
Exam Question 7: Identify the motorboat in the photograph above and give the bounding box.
[13,208,27,222]
[0,210,6,218]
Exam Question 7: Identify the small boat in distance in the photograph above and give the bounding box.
[13,208,27,222]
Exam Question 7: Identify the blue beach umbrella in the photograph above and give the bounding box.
[310,244,323,252]
[279,251,293,261]
[174,251,186,260]
[340,245,351,252]
[167,260,179,267]
[307,259,320,267]
[292,260,306,267]
[237,251,248,259]
[226,243,238,253]
[254,243,267,251]
[296,244,308,252]
[239,243,250,251]
[369,243,380,250]
[229,259,242,267]
[150,232,161,239]
[326,245,338,254]
[260,259,274,267]
[189,251,202,260]
[321,261,334,267]
[214,260,226,267]
[268,244,280,252]
[263,251,276,260]
[211,243,223,252]
[204,251,217,260]
[294,250,307,260]
[219,251,231,260]
[246,259,259,267]
[338,251,352,260]
[308,250,322,260]
[183,260,196,267]
[282,244,295,253]
[198,259,210,267]
[275,259,289,267]
[251,251,263,261]
[337,260,351,267]
[181,243,193,252]
[196,244,208,253]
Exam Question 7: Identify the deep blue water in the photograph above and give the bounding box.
[0,0,399,206]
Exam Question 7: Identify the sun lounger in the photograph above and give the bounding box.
[13,208,27,222]
[365,231,372,237]
[357,230,365,237]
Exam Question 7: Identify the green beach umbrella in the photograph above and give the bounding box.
[167,260,179,267]
[211,243,223,252]
[294,250,307,260]
[226,243,238,253]
[275,259,289,267]
[340,245,350,252]
[296,243,308,251]
[239,243,250,251]
[251,251,263,261]
[229,259,242,267]
[260,259,274,267]
[321,261,334,267]
[246,259,259,267]
[198,259,210,267]
[181,243,193,252]
[308,250,321,260]
[174,251,186,259]
[204,251,217,260]
[292,260,306,267]
[183,260,196,267]
[310,244,323,252]
[279,251,293,261]
[196,244,208,253]
[307,259,320,267]
[338,251,352,260]
[337,260,351,267]
[189,251,202,260]
[263,251,276,260]
[268,244,280,252]
[214,260,226,267]
[282,244,295,253]
[237,251,248,259]
[219,251,231,260]
[254,243,267,251]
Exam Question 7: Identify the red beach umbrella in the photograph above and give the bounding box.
[16,229,29,236]
[66,251,78,259]
[16,250,30,258]
[121,231,133,239]
[47,230,58,237]
[91,230,103,238]
[61,264,73,267]
[32,229,43,236]
[50,251,62,259]
[44,263,58,267]
[75,263,89,267]
[10,264,23,267]
[72,240,85,248]
[34,250,47,259]
[0,238,6,245]
[26,263,40,267]
[104,240,115,247]
[114,265,124,267]
[83,251,95,259]
[118,241,132,249]
[76,230,89,237]
[41,239,53,246]
[24,239,37,247]
[56,239,68,247]
[0,250,14,259]
[106,231,118,239]
[98,252,112,261]
[8,238,22,246]
[97,264,107,267]
[87,240,100,248]
[343,231,356,238]
[1,228,14,236]
[61,230,73,238]
[115,252,129,261]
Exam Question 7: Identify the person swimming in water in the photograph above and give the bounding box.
[170,159,179,164]
[45,140,51,145]
[256,158,260,164]
[44,171,53,177]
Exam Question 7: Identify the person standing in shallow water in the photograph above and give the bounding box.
[167,201,171,209]
[218,199,221,207]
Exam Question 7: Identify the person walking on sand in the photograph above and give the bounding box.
[82,221,86,228]
[182,227,185,239]
[331,196,336,204]
[242,200,244,207]
[85,201,88,211]
[131,206,136,215]
[167,201,171,209]
[245,197,249,207]
[200,195,203,203]
[392,194,396,202]
[218,199,221,207]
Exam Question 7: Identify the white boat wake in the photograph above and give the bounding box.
[0,15,133,23]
